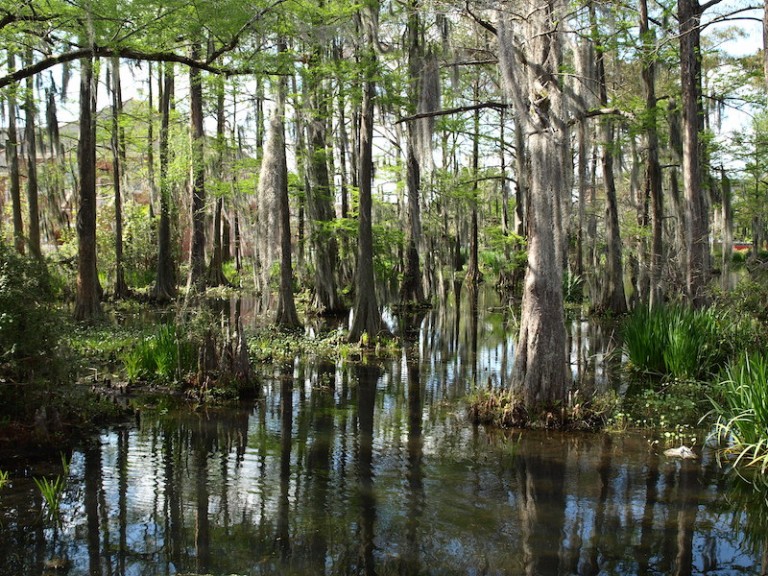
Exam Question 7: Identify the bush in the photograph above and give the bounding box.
[0,242,61,379]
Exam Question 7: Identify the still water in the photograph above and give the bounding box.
[0,288,765,575]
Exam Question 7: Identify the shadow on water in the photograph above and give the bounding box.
[0,286,764,575]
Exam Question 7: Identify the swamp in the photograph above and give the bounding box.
[3,0,768,574]
[2,288,768,576]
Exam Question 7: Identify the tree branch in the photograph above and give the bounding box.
[207,0,287,63]
[396,101,511,124]
[0,44,283,89]
[465,1,497,35]
[568,107,636,126]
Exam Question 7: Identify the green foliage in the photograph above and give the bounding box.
[0,469,8,490]
[122,203,160,288]
[710,353,768,471]
[122,323,196,383]
[622,378,706,434]
[248,326,355,365]
[0,241,61,379]
[623,304,734,380]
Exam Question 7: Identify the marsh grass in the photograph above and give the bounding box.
[122,323,196,383]
[709,353,768,471]
[623,304,741,381]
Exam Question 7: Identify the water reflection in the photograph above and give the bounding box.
[0,287,764,575]
[0,358,764,575]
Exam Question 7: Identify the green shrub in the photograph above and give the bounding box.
[710,353,768,471]
[0,242,61,378]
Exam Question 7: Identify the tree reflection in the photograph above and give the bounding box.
[356,363,380,576]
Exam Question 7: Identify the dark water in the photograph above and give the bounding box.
[0,288,765,575]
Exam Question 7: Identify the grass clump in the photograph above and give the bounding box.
[122,323,196,384]
[623,304,743,381]
[709,353,768,471]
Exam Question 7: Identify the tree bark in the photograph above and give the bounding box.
[720,168,732,291]
[74,55,102,322]
[152,62,177,302]
[499,0,570,410]
[465,84,483,288]
[273,112,302,329]
[764,0,768,90]
[400,0,427,305]
[273,48,301,330]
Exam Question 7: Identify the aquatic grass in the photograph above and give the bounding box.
[709,353,768,472]
[33,473,66,527]
[122,323,196,383]
[623,304,732,381]
[622,305,669,376]
[33,452,71,527]
[0,469,8,490]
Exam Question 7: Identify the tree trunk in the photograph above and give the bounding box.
[74,55,102,322]
[465,85,482,288]
[720,168,732,291]
[764,0,768,90]
[400,0,427,305]
[499,0,570,411]
[272,112,302,329]
[187,41,207,293]
[152,62,177,302]
[6,51,24,254]
[679,0,709,306]
[111,57,128,298]
[592,4,627,315]
[640,0,664,307]
[24,49,41,258]
[349,18,383,343]
[207,79,228,287]
[273,46,301,330]
[146,62,157,212]
[400,130,427,304]
[305,63,343,313]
